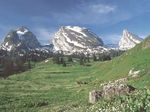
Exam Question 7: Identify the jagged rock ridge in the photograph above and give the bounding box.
[53,26,104,53]
[119,29,143,50]
[1,26,41,51]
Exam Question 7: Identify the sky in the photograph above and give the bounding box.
[0,0,150,45]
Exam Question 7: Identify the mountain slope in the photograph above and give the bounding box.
[119,29,143,50]
[98,36,150,88]
[0,36,149,111]
[53,26,104,52]
[0,26,41,51]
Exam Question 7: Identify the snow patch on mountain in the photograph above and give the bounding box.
[53,26,104,53]
[17,28,28,35]
[119,30,143,50]
[65,26,87,37]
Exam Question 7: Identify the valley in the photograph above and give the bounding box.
[0,1,150,111]
[0,36,150,112]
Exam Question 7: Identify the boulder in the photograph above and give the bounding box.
[89,90,102,104]
[128,68,140,78]
[89,83,135,103]
[102,83,134,99]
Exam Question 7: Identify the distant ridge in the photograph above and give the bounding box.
[119,29,143,50]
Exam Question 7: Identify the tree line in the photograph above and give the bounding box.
[0,49,124,77]
[0,49,53,77]
[52,50,124,66]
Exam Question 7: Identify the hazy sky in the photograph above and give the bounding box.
[0,0,150,44]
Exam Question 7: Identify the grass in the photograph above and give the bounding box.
[0,37,150,112]
[0,60,94,112]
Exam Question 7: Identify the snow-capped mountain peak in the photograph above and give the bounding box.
[16,26,29,35]
[0,26,41,51]
[53,26,104,53]
[119,29,143,50]
[65,26,86,34]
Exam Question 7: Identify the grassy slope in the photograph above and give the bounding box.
[93,36,150,88]
[0,37,150,112]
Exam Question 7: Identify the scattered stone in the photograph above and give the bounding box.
[128,68,140,77]
[102,83,135,99]
[114,78,127,84]
[89,81,136,103]
[45,60,49,63]
[89,90,102,104]
[100,77,127,87]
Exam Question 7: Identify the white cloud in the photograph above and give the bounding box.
[33,28,56,45]
[90,4,116,14]
[48,3,132,26]
[30,2,136,27]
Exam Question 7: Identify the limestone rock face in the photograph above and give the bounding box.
[89,79,135,103]
[89,90,102,104]
[102,83,134,99]
[53,26,104,53]
[119,29,143,50]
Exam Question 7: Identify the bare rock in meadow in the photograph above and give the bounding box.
[89,90,102,104]
[89,81,135,103]
[102,83,135,99]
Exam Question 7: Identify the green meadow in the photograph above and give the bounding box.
[0,37,150,112]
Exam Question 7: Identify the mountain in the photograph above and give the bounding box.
[0,36,149,111]
[119,29,143,50]
[52,26,104,53]
[0,26,41,51]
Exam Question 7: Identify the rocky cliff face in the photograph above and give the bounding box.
[119,30,143,50]
[52,26,104,52]
[1,26,41,51]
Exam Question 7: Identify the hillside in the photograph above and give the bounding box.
[94,36,150,88]
[0,37,150,111]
